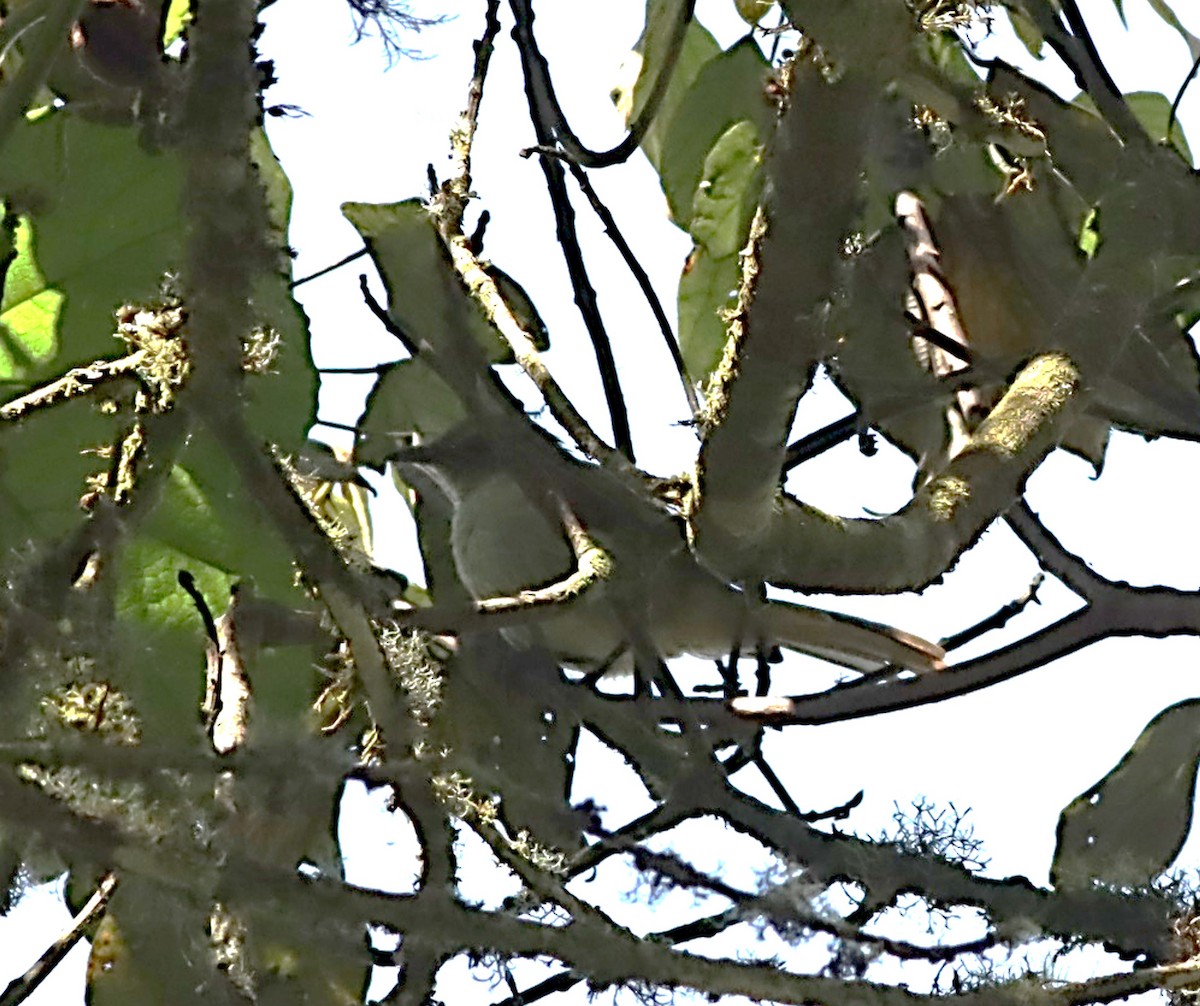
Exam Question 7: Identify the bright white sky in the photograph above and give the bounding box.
[5,1,1200,1003]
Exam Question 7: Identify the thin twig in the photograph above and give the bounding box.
[289,246,370,288]
[525,144,702,420]
[939,572,1044,654]
[439,0,501,233]
[1167,49,1200,149]
[359,275,419,357]
[782,414,858,472]
[508,0,636,459]
[0,353,145,421]
[489,968,581,1006]
[507,0,695,169]
[425,1,630,467]
[751,749,802,817]
[0,872,118,1006]
[1004,499,1108,601]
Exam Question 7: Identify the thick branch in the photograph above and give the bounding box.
[708,354,1080,593]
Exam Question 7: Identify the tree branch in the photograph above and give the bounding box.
[0,873,117,1006]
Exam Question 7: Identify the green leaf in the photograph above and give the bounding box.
[0,215,64,378]
[113,431,322,738]
[0,395,118,548]
[616,0,711,163]
[659,37,773,228]
[88,880,231,1006]
[1052,699,1200,889]
[1072,89,1192,163]
[245,129,318,450]
[1005,6,1046,59]
[734,0,775,26]
[677,246,739,383]
[613,11,720,173]
[1125,90,1193,162]
[162,0,192,48]
[830,227,949,466]
[342,199,531,365]
[1077,205,1101,259]
[357,358,467,468]
[0,112,185,376]
[1145,0,1200,60]
[689,119,763,259]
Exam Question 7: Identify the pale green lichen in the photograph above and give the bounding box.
[117,304,190,412]
[928,474,971,522]
[968,353,1079,458]
[699,205,768,433]
[40,679,141,747]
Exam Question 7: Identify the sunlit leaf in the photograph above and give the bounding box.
[162,0,192,48]
[0,113,185,375]
[689,119,763,259]
[1076,205,1102,259]
[0,216,64,379]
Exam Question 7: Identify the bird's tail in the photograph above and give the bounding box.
[756,599,945,675]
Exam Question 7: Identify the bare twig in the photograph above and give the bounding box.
[289,246,370,288]
[424,1,632,467]
[939,573,1044,654]
[0,872,118,1006]
[525,144,702,421]
[507,0,636,459]
[0,353,144,421]
[508,0,695,169]
[783,413,859,471]
[1167,50,1200,153]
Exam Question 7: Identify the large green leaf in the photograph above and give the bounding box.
[658,37,773,228]
[0,113,185,377]
[688,119,764,260]
[106,425,325,742]
[0,215,63,379]
[1052,699,1200,889]
[677,246,739,383]
[357,357,466,468]
[241,129,318,450]
[1074,90,1192,163]
[0,395,119,548]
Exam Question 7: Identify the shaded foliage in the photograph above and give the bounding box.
[1,0,1200,1004]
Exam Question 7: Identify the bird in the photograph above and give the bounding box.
[394,424,946,679]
